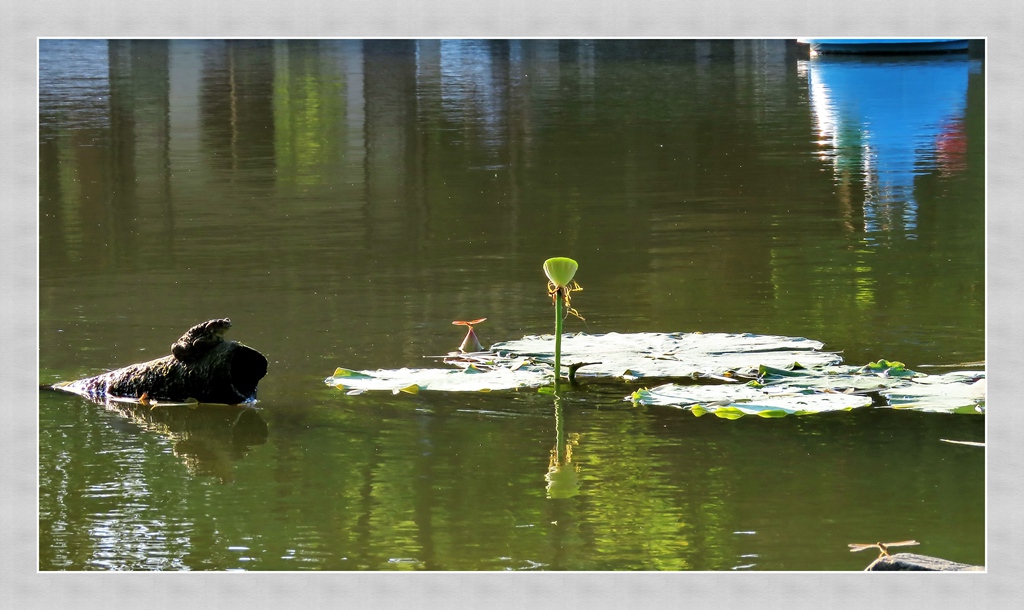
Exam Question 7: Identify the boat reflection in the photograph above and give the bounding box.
[802,55,979,242]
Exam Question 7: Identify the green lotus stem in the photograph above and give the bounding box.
[554,292,564,387]
[544,257,579,389]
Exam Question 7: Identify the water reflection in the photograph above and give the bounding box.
[94,397,268,482]
[545,396,580,499]
[39,39,985,571]
[803,55,978,242]
[437,40,508,152]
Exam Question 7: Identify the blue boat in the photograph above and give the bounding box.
[797,39,970,55]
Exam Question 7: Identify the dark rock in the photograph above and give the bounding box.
[865,552,984,572]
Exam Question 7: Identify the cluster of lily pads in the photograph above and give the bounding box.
[325,330,985,418]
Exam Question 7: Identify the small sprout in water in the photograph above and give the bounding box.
[453,318,487,353]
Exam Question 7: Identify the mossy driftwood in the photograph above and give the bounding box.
[52,319,268,405]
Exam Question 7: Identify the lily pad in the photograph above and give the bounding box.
[756,363,920,393]
[857,359,919,378]
[491,332,842,380]
[326,332,843,394]
[629,383,873,419]
[324,333,985,416]
[879,372,986,413]
[631,368,986,417]
[325,364,550,394]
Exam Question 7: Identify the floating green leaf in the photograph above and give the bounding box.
[879,372,986,413]
[859,359,919,378]
[331,367,374,379]
[630,382,873,418]
[758,363,915,393]
[326,332,845,394]
[324,333,985,417]
[492,332,842,380]
[630,368,985,417]
[325,364,551,394]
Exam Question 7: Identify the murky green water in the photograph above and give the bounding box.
[39,39,985,571]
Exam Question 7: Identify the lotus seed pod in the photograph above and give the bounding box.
[543,257,578,288]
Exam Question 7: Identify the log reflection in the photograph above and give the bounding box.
[96,398,268,483]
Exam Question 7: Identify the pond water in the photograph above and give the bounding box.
[38,39,985,571]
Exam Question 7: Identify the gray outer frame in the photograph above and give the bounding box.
[6,2,1018,609]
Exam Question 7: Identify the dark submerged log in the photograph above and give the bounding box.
[51,319,268,405]
[865,552,983,572]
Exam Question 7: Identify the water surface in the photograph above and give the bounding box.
[39,39,985,571]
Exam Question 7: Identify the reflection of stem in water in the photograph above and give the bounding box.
[554,395,568,464]
[546,395,580,499]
